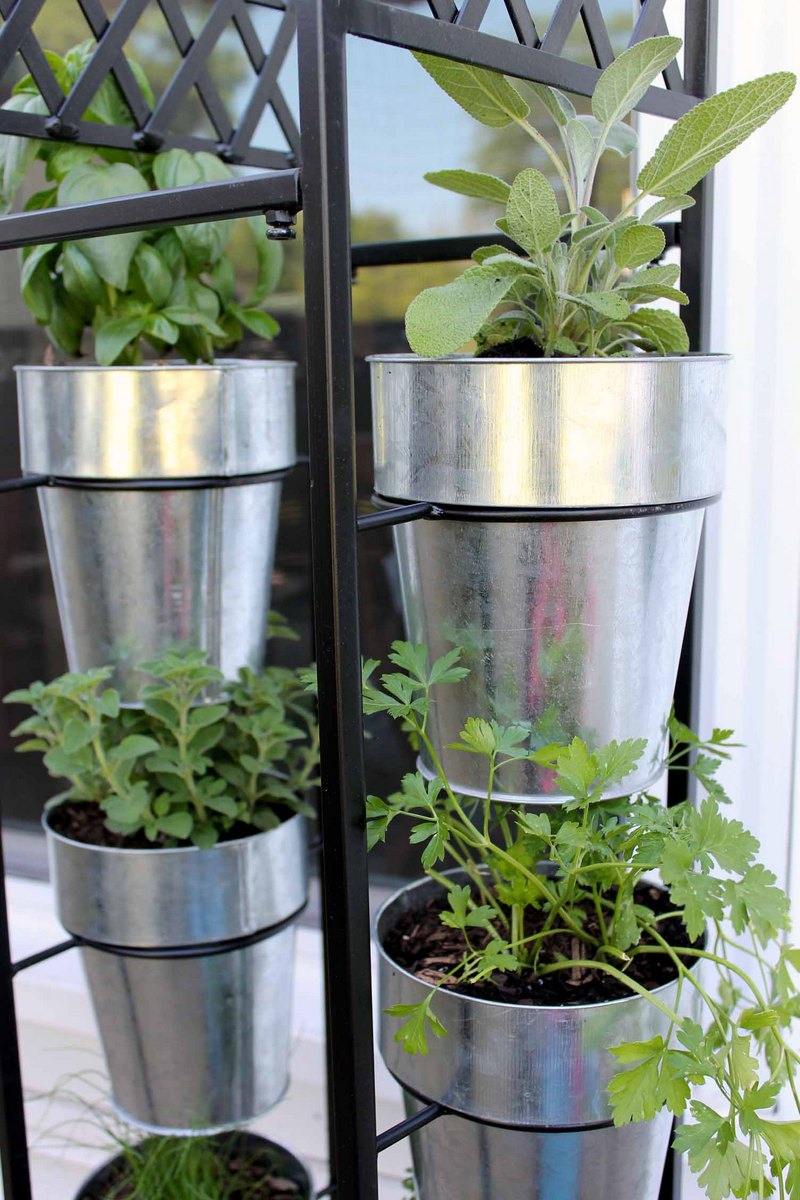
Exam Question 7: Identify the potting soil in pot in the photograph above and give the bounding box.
[79,1135,307,1200]
[384,882,695,1006]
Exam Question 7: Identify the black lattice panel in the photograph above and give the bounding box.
[0,0,299,168]
[354,0,701,117]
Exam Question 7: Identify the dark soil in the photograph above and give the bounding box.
[383,882,695,1006]
[48,800,268,850]
[475,337,545,359]
[81,1140,304,1199]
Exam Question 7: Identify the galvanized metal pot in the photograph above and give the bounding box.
[17,360,295,701]
[45,809,308,1134]
[376,875,696,1200]
[370,354,728,803]
[73,1131,313,1199]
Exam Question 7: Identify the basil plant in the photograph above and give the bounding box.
[0,41,284,365]
[406,38,795,357]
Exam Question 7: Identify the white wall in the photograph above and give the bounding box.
[697,2,800,899]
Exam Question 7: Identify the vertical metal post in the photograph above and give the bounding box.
[661,11,719,1199]
[667,0,718,815]
[0,829,33,1200]
[295,2,380,1197]
[680,0,718,354]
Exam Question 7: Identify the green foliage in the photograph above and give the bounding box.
[367,644,800,1200]
[406,39,795,357]
[0,41,283,365]
[5,641,318,849]
[111,1131,305,1199]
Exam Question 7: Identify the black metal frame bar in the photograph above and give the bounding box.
[0,0,299,166]
[0,2,716,1198]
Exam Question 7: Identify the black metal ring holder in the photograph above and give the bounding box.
[0,3,718,1197]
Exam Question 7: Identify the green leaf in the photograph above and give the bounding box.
[524,82,576,127]
[145,314,179,345]
[579,116,639,158]
[156,812,194,840]
[623,308,690,354]
[555,738,597,800]
[674,1104,756,1200]
[472,938,520,978]
[592,37,682,126]
[49,282,85,355]
[61,242,106,307]
[594,738,647,788]
[0,93,48,214]
[723,863,789,943]
[614,224,666,270]
[135,243,172,308]
[58,162,149,288]
[638,72,796,197]
[410,819,447,870]
[428,647,469,686]
[153,150,234,269]
[111,734,161,761]
[413,52,528,127]
[424,169,510,204]
[20,241,56,323]
[44,143,95,183]
[688,796,759,874]
[405,263,526,357]
[506,168,561,255]
[454,717,498,756]
[386,996,447,1057]
[245,216,284,304]
[160,305,227,339]
[440,884,496,933]
[639,194,695,224]
[608,1036,664,1124]
[232,306,279,341]
[570,291,631,320]
[62,719,97,755]
[616,264,680,291]
[95,316,146,366]
[563,119,595,190]
[188,704,228,728]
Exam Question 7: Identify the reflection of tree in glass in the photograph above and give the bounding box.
[24,2,252,129]
[466,15,635,225]
[276,210,463,323]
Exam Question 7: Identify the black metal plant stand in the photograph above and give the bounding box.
[0,2,717,1198]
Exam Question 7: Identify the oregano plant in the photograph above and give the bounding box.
[0,41,284,365]
[406,39,795,357]
[366,644,800,1200]
[5,648,319,849]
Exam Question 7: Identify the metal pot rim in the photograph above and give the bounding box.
[375,871,686,1015]
[367,352,731,365]
[15,357,297,373]
[42,803,304,859]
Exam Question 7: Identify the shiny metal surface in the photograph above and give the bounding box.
[370,355,727,508]
[37,480,282,700]
[377,875,698,1129]
[395,509,704,802]
[83,925,295,1133]
[17,360,296,478]
[45,811,308,947]
[405,1094,672,1200]
[46,813,307,1133]
[17,361,296,697]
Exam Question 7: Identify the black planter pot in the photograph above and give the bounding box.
[74,1131,312,1199]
